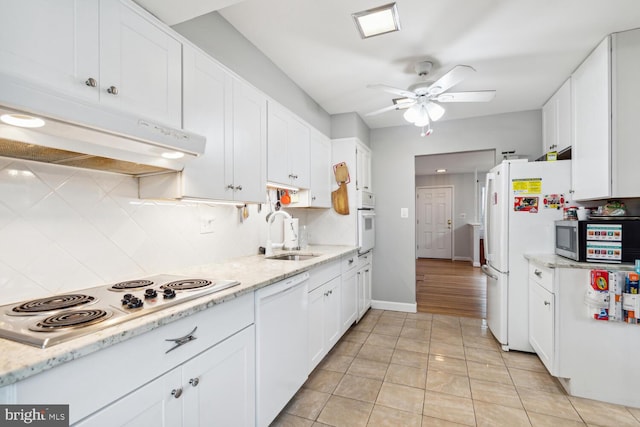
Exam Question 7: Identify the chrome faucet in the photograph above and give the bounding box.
[265,210,292,257]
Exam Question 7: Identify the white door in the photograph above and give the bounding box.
[416,187,453,259]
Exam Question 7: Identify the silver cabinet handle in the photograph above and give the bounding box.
[171,388,183,398]
[227,184,235,190]
[235,185,243,191]
[85,77,97,87]
[189,377,200,387]
[544,301,551,306]
[534,270,542,278]
[311,196,316,201]
[348,258,354,264]
[107,85,118,95]
[165,326,197,354]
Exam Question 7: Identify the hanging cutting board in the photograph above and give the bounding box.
[332,182,349,215]
[332,162,349,215]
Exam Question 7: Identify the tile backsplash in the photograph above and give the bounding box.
[0,157,266,305]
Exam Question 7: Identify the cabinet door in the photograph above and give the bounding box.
[74,368,183,427]
[100,0,182,128]
[0,0,99,102]
[571,37,611,200]
[308,284,326,370]
[341,269,358,334]
[181,45,227,200]
[529,281,555,374]
[356,145,372,191]
[556,79,572,152]
[325,276,342,349]
[541,92,558,154]
[309,131,332,207]
[289,117,311,188]
[182,326,255,427]
[229,78,267,203]
[267,103,291,185]
[359,264,372,320]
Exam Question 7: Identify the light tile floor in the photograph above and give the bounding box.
[271,309,640,427]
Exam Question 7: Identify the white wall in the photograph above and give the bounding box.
[415,172,487,260]
[331,113,371,146]
[371,110,542,305]
[0,158,267,306]
[173,12,332,136]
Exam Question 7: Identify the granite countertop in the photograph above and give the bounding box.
[524,253,635,271]
[0,245,358,388]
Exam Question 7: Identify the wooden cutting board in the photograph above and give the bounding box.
[332,182,349,215]
[334,162,349,183]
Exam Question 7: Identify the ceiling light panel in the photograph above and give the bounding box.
[352,3,400,39]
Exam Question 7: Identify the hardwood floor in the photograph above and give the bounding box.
[416,258,486,319]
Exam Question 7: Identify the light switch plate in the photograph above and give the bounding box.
[400,208,408,218]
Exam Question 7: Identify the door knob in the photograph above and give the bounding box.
[447,219,452,225]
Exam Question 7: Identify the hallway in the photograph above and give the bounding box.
[416,258,486,319]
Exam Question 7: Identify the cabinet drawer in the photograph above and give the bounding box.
[341,254,358,274]
[529,263,554,293]
[308,260,341,292]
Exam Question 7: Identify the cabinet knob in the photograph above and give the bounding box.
[227,184,235,190]
[311,196,316,201]
[189,377,200,387]
[348,259,354,264]
[534,270,542,278]
[171,388,183,399]
[107,85,119,95]
[544,301,551,306]
[235,185,243,191]
[85,77,97,87]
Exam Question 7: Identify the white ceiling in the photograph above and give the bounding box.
[141,0,640,129]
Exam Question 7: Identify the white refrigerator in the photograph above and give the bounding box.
[482,159,570,352]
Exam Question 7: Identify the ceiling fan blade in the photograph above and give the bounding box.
[365,101,415,116]
[435,90,496,103]
[367,84,417,99]
[427,65,476,96]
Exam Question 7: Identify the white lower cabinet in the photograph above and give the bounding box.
[308,275,341,371]
[340,254,358,334]
[357,252,373,321]
[76,325,255,427]
[528,262,558,375]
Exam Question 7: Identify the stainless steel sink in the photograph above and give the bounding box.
[267,253,319,261]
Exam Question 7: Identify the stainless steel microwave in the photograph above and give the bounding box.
[555,219,640,263]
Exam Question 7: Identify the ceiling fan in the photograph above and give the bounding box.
[366,61,496,136]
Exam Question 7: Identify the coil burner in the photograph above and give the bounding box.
[30,309,113,332]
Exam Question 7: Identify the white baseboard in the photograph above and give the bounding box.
[453,256,472,263]
[371,300,417,313]
[472,261,481,267]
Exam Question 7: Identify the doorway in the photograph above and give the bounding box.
[416,186,453,259]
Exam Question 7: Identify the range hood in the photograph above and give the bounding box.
[0,74,206,175]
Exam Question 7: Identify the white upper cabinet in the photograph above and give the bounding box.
[542,78,571,154]
[139,46,266,204]
[0,0,100,103]
[0,0,182,128]
[571,37,610,201]
[267,102,310,188]
[571,28,640,200]
[356,144,372,192]
[308,130,332,207]
[99,0,182,127]
[227,77,268,203]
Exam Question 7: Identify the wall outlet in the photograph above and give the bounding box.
[200,217,215,234]
[460,213,466,219]
[400,208,409,218]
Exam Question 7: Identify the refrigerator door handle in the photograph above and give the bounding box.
[484,172,496,263]
[481,264,498,280]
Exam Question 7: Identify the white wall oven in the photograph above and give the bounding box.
[357,190,375,254]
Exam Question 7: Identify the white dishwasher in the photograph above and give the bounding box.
[255,272,309,427]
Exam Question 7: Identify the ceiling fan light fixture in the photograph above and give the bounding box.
[425,102,446,121]
[352,3,400,39]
